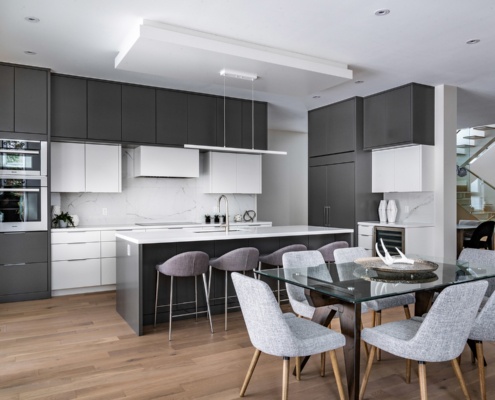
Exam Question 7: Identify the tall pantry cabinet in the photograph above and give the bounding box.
[308,97,381,242]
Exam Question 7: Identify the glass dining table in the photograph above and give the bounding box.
[257,256,495,400]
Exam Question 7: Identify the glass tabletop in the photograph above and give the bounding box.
[257,257,495,304]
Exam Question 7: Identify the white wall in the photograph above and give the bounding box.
[257,129,308,226]
[470,144,495,188]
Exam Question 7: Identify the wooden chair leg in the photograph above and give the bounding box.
[359,345,377,400]
[240,349,261,397]
[371,310,376,327]
[476,341,486,400]
[320,352,326,377]
[329,350,346,400]
[282,357,290,400]
[375,311,382,361]
[295,356,301,381]
[406,359,411,384]
[451,358,471,400]
[403,304,411,319]
[418,361,428,400]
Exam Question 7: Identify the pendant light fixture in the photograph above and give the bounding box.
[184,69,286,155]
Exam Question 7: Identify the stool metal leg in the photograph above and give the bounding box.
[195,275,198,322]
[277,266,281,304]
[202,273,214,334]
[169,276,174,341]
[225,271,228,331]
[154,270,160,327]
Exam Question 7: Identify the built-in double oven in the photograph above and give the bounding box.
[0,139,48,232]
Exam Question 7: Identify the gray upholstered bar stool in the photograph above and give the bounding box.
[154,251,213,341]
[208,247,260,330]
[258,244,307,303]
[318,241,349,264]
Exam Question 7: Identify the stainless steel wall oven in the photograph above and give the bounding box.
[0,139,47,176]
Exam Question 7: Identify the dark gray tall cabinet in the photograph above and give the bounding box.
[308,97,381,242]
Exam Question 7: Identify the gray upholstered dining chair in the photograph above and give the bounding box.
[359,280,488,400]
[317,241,349,264]
[468,289,495,400]
[154,251,213,341]
[258,244,307,303]
[334,246,416,360]
[282,250,344,378]
[458,248,495,298]
[231,272,346,400]
[208,247,259,331]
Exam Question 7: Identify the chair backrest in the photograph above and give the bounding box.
[157,251,209,277]
[333,247,369,281]
[231,272,299,356]
[470,290,495,342]
[410,280,487,362]
[458,248,495,296]
[318,241,349,263]
[210,247,259,272]
[465,221,495,249]
[259,244,307,266]
[282,251,328,304]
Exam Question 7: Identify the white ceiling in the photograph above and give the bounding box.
[1,0,494,133]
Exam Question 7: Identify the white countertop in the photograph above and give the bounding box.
[358,221,434,228]
[52,221,272,232]
[115,225,354,244]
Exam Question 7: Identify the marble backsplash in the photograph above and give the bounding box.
[52,148,257,226]
[384,192,434,223]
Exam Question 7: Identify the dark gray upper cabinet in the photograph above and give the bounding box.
[308,97,359,157]
[0,65,14,132]
[242,101,268,150]
[216,97,242,147]
[363,83,434,150]
[51,75,87,139]
[87,80,122,141]
[122,84,156,144]
[187,93,217,146]
[15,67,48,135]
[156,89,188,146]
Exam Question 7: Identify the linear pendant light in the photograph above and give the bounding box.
[184,69,287,156]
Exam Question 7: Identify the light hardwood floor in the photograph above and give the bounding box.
[0,292,493,399]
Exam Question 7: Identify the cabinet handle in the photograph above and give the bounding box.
[324,206,331,227]
[2,263,27,267]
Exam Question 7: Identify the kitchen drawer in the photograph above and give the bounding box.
[52,230,100,244]
[101,241,116,258]
[0,232,48,265]
[358,225,374,236]
[101,230,117,241]
[0,262,48,295]
[52,242,100,261]
[358,235,373,250]
[52,259,101,290]
[101,257,116,285]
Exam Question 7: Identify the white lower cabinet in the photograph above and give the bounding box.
[52,259,101,290]
[358,224,374,256]
[101,258,116,286]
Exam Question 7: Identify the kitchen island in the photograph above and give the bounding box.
[115,225,353,335]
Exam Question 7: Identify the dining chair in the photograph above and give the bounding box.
[359,280,488,400]
[458,248,495,298]
[208,247,259,331]
[317,241,349,264]
[468,289,495,400]
[231,272,346,400]
[333,246,416,360]
[463,221,495,250]
[154,251,213,341]
[282,250,344,378]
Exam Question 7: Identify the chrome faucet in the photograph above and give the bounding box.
[217,195,230,232]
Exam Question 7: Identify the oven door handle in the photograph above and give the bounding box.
[0,149,39,155]
[0,188,40,192]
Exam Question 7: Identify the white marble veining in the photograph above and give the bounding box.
[384,192,434,224]
[54,148,257,226]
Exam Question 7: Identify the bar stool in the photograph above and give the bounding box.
[258,244,307,303]
[154,251,213,341]
[317,241,349,264]
[208,247,260,330]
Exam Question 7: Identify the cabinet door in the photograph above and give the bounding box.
[372,149,395,192]
[51,75,87,139]
[242,101,267,150]
[122,85,155,144]
[217,98,242,147]
[236,154,261,194]
[15,67,48,134]
[308,165,327,225]
[187,93,216,146]
[52,259,101,290]
[85,144,121,193]
[208,152,237,193]
[326,162,355,229]
[0,65,14,132]
[394,146,421,192]
[51,142,85,193]
[327,98,356,154]
[0,232,47,264]
[156,89,187,145]
[308,107,328,157]
[101,257,116,285]
[0,262,48,296]
[87,80,121,141]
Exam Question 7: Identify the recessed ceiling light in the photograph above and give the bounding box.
[466,39,480,45]
[355,80,364,84]
[25,16,40,23]
[24,51,37,55]
[312,95,321,99]
[375,9,390,16]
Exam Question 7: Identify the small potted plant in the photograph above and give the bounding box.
[52,211,74,228]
